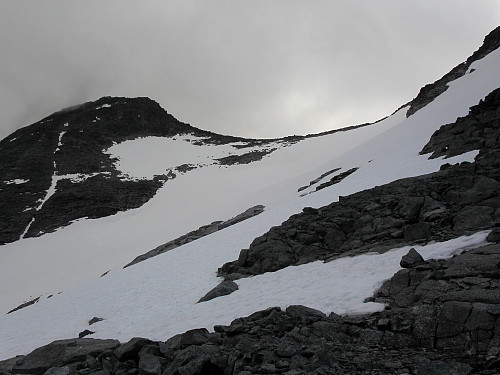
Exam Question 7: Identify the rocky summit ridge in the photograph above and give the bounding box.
[1,26,500,375]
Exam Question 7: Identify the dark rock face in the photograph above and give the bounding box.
[0,95,277,245]
[216,150,276,166]
[218,87,500,280]
[406,26,500,117]
[6,338,119,375]
[299,167,359,195]
[375,244,500,355]
[0,97,194,244]
[420,87,500,160]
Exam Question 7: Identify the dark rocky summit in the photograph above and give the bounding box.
[0,97,192,244]
[0,96,278,245]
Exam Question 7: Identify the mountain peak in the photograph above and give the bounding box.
[0,96,198,244]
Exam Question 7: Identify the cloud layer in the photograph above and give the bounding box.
[0,1,499,139]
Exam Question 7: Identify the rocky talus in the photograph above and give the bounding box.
[218,87,500,280]
[2,243,500,374]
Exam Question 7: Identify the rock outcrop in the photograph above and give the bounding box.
[124,205,265,268]
[406,26,500,117]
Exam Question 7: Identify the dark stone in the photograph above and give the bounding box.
[454,206,494,231]
[11,338,119,375]
[198,281,239,303]
[488,227,500,242]
[138,354,162,375]
[88,317,104,326]
[78,330,94,338]
[114,338,153,362]
[165,328,210,350]
[7,297,41,314]
[400,248,426,268]
[285,305,326,319]
[404,223,431,241]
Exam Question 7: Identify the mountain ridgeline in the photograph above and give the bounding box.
[0,97,266,245]
[0,26,500,375]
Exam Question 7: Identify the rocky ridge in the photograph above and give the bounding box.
[406,26,500,117]
[124,205,265,268]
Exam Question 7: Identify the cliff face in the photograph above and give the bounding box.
[0,97,222,244]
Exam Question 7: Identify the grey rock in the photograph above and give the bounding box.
[11,339,119,375]
[454,206,494,231]
[400,248,426,268]
[78,330,94,338]
[88,317,104,326]
[138,354,162,375]
[114,337,153,361]
[198,281,238,303]
[487,227,500,242]
[285,305,326,319]
[403,223,431,241]
[165,328,210,350]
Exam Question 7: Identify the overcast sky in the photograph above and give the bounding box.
[0,1,498,140]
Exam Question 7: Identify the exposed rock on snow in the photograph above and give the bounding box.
[124,205,265,268]
[406,26,500,117]
[399,248,425,268]
[197,280,239,303]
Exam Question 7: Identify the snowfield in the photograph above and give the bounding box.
[0,48,499,360]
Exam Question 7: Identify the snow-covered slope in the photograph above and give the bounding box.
[1,42,500,360]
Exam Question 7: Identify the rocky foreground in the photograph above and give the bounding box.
[1,239,500,375]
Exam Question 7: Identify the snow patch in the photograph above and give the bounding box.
[96,104,112,110]
[4,179,29,185]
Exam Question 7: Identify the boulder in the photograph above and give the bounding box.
[400,248,426,268]
[198,281,239,303]
[11,339,119,375]
[114,337,153,362]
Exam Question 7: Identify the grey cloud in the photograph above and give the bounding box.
[0,1,499,140]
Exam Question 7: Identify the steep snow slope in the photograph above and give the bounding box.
[0,105,402,316]
[0,47,499,360]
